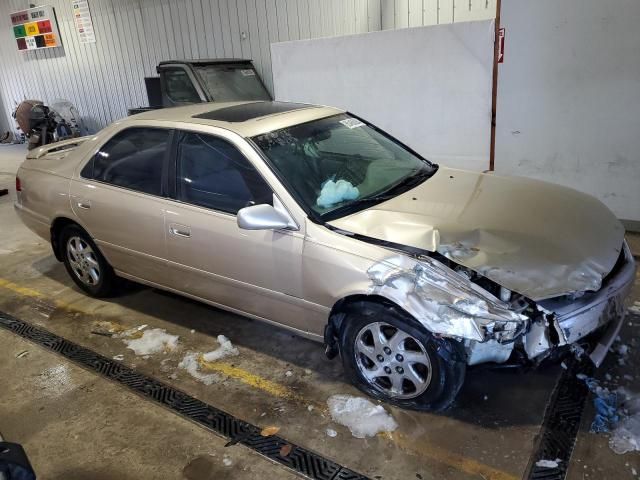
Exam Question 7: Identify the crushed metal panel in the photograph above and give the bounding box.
[329,167,625,301]
[366,255,528,342]
[466,339,514,365]
[523,319,552,359]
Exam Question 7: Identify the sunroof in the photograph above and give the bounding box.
[193,101,309,122]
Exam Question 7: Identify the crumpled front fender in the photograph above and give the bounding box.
[366,255,528,342]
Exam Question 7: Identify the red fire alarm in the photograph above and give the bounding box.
[497,27,505,63]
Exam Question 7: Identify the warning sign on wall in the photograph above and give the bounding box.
[72,0,96,44]
[10,5,62,52]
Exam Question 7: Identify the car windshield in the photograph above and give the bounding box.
[252,114,437,220]
[194,65,271,102]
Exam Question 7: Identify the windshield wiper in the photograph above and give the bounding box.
[380,166,438,198]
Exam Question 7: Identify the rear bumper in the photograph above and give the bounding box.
[540,241,636,367]
[14,202,50,241]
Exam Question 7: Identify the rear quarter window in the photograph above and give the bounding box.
[81,128,171,196]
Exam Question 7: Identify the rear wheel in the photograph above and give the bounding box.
[339,302,466,411]
[60,225,115,297]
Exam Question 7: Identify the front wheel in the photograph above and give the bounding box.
[60,225,115,297]
[339,302,466,411]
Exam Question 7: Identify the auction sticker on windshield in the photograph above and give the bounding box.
[340,118,364,129]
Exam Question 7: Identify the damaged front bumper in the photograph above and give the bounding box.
[365,241,635,368]
[533,241,636,367]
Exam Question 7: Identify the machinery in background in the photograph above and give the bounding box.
[50,99,85,137]
[12,99,83,150]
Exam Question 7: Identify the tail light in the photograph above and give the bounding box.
[15,176,21,192]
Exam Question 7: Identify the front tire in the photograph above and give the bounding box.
[339,301,466,411]
[60,225,115,298]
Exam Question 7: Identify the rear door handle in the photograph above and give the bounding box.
[77,201,91,209]
[169,224,191,238]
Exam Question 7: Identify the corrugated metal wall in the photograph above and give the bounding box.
[381,0,496,28]
[0,0,495,134]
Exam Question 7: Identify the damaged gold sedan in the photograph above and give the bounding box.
[15,101,636,410]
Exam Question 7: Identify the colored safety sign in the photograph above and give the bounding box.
[10,5,61,51]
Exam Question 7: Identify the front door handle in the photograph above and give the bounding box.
[77,201,91,209]
[169,223,191,238]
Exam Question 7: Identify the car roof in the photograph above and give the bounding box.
[126,101,344,138]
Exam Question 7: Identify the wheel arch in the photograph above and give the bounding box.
[324,293,415,359]
[50,217,98,262]
[325,293,467,363]
[328,293,468,410]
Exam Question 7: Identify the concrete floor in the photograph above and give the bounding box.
[1,143,639,479]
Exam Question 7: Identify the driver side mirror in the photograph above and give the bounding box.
[237,203,296,231]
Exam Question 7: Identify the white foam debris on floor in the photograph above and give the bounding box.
[178,353,220,385]
[112,354,124,361]
[326,428,337,437]
[535,459,561,469]
[123,328,179,355]
[222,454,232,467]
[34,364,76,398]
[327,394,398,439]
[201,335,239,362]
[610,388,640,454]
[628,301,640,315]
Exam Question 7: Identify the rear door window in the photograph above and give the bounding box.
[82,128,170,196]
[174,132,272,214]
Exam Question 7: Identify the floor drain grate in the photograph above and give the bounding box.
[525,360,594,480]
[0,311,370,480]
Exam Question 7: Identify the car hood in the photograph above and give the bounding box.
[327,167,625,300]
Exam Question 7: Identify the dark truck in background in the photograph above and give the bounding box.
[129,58,272,115]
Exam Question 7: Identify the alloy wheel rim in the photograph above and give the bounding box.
[67,236,101,286]
[354,321,432,400]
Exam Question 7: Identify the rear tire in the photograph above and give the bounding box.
[60,225,115,298]
[339,301,466,411]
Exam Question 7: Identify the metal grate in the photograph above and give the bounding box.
[525,360,594,480]
[0,311,369,480]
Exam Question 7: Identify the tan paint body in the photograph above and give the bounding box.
[329,166,626,300]
[14,102,635,363]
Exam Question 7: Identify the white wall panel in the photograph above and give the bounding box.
[367,0,382,31]
[437,0,454,24]
[272,21,495,171]
[0,0,380,134]
[496,0,640,222]
[394,0,409,28]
